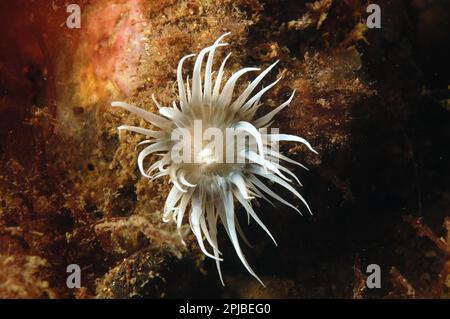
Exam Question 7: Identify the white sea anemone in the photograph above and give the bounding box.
[112,33,317,285]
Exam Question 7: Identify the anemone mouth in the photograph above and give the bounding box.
[190,162,245,179]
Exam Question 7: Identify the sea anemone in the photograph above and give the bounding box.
[112,33,317,285]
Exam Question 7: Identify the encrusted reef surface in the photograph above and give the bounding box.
[0,0,448,298]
